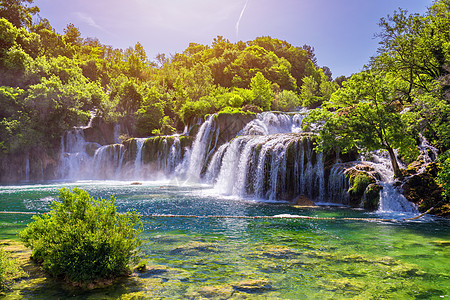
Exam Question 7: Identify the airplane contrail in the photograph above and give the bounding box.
[236,0,249,40]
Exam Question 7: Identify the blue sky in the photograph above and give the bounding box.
[33,0,433,77]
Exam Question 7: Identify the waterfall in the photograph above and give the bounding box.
[363,151,418,213]
[187,115,217,181]
[59,128,95,180]
[25,154,30,182]
[93,144,125,180]
[327,164,349,204]
[167,136,182,174]
[207,133,326,202]
[133,138,146,179]
[241,111,307,136]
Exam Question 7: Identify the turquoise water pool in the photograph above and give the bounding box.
[0,181,449,299]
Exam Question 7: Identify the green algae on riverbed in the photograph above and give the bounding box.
[2,234,448,299]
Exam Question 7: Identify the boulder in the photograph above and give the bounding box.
[401,169,446,216]
[363,184,383,211]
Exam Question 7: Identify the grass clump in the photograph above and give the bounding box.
[20,188,143,284]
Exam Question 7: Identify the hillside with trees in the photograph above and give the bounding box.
[0,0,336,158]
[0,0,449,206]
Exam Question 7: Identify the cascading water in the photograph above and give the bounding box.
[60,128,97,180]
[54,109,425,213]
[25,154,30,182]
[186,115,217,181]
[200,111,328,202]
[363,151,418,213]
[93,144,126,180]
[240,110,306,136]
[133,138,146,179]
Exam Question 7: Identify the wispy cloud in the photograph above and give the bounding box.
[236,0,249,40]
[74,12,106,32]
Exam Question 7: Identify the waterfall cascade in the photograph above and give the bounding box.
[362,151,418,213]
[54,110,424,212]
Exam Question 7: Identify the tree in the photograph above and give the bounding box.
[305,72,417,177]
[300,64,338,108]
[0,0,39,28]
[370,0,450,101]
[437,150,450,202]
[250,72,273,111]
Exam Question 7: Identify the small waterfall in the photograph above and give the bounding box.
[187,115,217,181]
[93,144,125,180]
[59,128,95,180]
[417,133,438,172]
[167,136,182,174]
[327,164,349,204]
[241,111,307,136]
[25,154,30,182]
[133,138,146,179]
[364,151,418,213]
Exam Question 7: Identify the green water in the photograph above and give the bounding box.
[0,181,449,299]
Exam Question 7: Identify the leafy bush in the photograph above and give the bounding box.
[20,188,143,284]
[179,99,214,125]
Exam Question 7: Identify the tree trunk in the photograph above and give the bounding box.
[386,146,402,179]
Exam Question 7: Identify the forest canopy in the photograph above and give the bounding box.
[0,1,336,157]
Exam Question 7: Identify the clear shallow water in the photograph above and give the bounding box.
[0,181,449,299]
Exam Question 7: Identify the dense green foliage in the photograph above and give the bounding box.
[305,72,417,176]
[19,188,142,283]
[437,150,450,201]
[0,1,334,157]
[305,0,450,182]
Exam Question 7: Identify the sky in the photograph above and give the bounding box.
[32,0,433,77]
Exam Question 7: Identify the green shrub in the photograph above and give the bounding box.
[19,188,143,284]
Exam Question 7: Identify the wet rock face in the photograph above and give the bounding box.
[401,167,446,216]
[363,184,383,211]
[0,148,59,183]
[213,112,256,146]
[83,115,116,146]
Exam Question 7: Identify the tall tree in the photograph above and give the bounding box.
[305,72,417,177]
[0,0,39,28]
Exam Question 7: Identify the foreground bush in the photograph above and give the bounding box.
[20,188,142,284]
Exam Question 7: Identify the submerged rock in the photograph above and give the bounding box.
[170,242,220,256]
[232,279,273,293]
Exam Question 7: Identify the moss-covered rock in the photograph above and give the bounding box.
[169,242,220,256]
[345,168,376,207]
[232,279,273,293]
[401,164,447,217]
[363,184,383,211]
